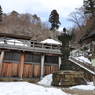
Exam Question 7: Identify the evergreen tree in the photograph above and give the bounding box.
[10,10,19,16]
[49,9,61,31]
[84,0,95,16]
[0,5,3,22]
[83,0,95,31]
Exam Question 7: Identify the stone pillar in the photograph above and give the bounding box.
[0,50,4,75]
[40,54,45,79]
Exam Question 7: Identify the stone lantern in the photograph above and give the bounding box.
[58,28,73,70]
[51,28,87,86]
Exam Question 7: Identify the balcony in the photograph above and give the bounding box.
[0,37,61,54]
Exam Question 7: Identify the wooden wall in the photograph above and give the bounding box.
[44,55,59,76]
[2,63,20,77]
[44,65,58,76]
[23,64,40,78]
[0,50,60,79]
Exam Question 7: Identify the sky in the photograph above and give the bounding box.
[1,0,83,30]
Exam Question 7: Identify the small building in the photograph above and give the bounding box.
[0,33,61,80]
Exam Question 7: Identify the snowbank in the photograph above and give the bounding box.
[69,82,95,90]
[0,82,67,95]
[38,74,52,86]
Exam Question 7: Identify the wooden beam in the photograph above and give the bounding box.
[0,33,31,40]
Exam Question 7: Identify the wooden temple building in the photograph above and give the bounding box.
[0,33,62,81]
[0,32,94,83]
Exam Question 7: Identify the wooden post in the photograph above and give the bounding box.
[90,41,92,53]
[28,40,31,47]
[93,67,95,86]
[0,50,4,76]
[19,53,25,78]
[40,54,44,79]
[59,56,61,70]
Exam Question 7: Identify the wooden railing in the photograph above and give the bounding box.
[69,56,94,72]
[31,41,61,50]
[0,38,61,50]
[0,37,30,47]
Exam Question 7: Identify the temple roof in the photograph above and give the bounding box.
[0,33,32,40]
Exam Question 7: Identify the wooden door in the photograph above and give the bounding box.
[33,64,40,78]
[23,64,32,78]
[52,66,58,73]
[44,65,51,76]
[2,63,20,77]
[11,63,20,77]
[2,63,11,77]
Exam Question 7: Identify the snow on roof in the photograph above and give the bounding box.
[40,39,61,45]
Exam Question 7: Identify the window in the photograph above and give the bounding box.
[45,55,58,64]
[4,51,21,61]
[25,53,41,62]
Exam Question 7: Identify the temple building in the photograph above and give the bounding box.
[0,33,61,81]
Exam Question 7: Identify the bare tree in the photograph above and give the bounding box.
[68,7,90,30]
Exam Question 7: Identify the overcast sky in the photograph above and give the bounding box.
[1,0,83,30]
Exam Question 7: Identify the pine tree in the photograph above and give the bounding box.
[11,10,19,16]
[0,5,3,22]
[49,9,61,31]
[83,0,95,30]
[84,0,95,16]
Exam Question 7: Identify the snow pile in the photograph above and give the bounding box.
[0,82,67,95]
[40,39,61,45]
[38,74,52,86]
[70,82,95,90]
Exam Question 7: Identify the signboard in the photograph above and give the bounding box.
[91,59,95,66]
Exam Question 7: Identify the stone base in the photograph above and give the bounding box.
[51,70,87,86]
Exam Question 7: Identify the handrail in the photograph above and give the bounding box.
[0,39,29,47]
[69,56,94,72]
[31,42,61,50]
[0,38,61,50]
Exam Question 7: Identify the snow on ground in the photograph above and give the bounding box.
[0,82,68,95]
[0,73,95,95]
[69,82,95,90]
